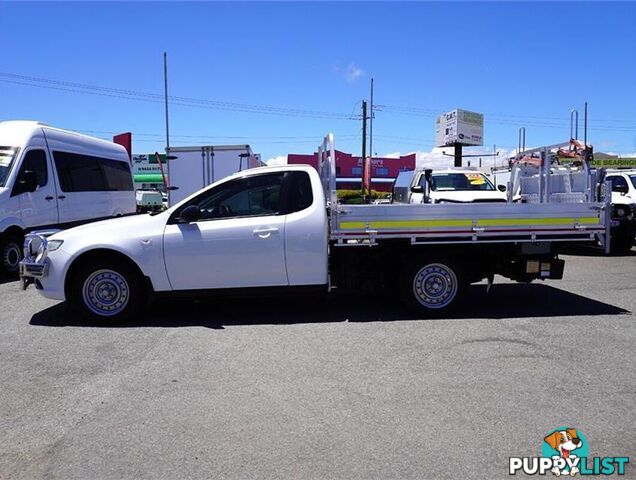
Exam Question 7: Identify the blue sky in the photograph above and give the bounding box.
[1,1,635,166]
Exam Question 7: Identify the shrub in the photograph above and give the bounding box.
[336,189,391,204]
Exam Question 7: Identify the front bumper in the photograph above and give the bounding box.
[19,260,49,288]
[19,231,66,299]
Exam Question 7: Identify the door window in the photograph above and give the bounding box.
[609,176,628,192]
[177,173,285,221]
[285,171,313,213]
[11,149,48,196]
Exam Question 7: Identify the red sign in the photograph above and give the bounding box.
[113,132,132,163]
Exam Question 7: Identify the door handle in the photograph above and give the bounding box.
[45,196,54,201]
[58,195,66,200]
[253,227,279,238]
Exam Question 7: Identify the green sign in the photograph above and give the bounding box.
[147,153,167,164]
[134,174,164,183]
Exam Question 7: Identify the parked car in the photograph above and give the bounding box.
[0,121,135,275]
[394,168,507,204]
[19,135,610,323]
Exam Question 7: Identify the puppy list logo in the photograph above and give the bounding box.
[509,427,629,476]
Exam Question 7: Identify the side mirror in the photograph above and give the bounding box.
[497,184,507,192]
[613,184,628,195]
[410,185,424,193]
[179,205,201,223]
[20,170,38,193]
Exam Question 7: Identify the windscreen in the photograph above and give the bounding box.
[427,172,495,191]
[630,175,636,189]
[0,146,19,187]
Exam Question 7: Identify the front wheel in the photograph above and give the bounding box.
[68,258,145,323]
[1,234,23,275]
[401,260,464,315]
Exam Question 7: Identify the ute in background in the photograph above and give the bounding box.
[393,168,507,204]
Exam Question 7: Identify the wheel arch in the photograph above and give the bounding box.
[2,224,25,240]
[64,248,153,300]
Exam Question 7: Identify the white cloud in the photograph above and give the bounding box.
[345,63,365,83]
[334,63,366,84]
[265,155,287,166]
[381,147,513,170]
[606,151,636,157]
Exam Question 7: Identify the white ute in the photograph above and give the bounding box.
[20,134,610,323]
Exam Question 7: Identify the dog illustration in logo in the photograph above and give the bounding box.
[544,428,583,476]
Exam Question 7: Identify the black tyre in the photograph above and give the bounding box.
[609,234,635,256]
[400,259,464,315]
[68,257,145,324]
[1,233,23,274]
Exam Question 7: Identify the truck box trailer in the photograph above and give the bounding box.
[166,145,262,205]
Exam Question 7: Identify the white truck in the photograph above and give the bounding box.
[19,134,610,323]
[135,189,164,213]
[605,169,636,253]
[166,144,262,205]
[0,121,135,275]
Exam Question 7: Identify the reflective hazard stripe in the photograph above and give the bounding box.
[476,216,600,227]
[339,219,472,230]
[338,216,600,230]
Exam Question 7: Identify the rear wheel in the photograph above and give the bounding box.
[69,258,145,323]
[1,234,23,275]
[609,234,635,255]
[401,260,464,315]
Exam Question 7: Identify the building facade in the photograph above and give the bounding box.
[287,150,416,192]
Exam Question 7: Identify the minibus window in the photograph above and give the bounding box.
[0,146,19,187]
[53,151,133,192]
[100,159,133,191]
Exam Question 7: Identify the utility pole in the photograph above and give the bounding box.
[163,52,170,153]
[163,52,171,204]
[454,144,463,168]
[369,78,374,161]
[361,100,367,201]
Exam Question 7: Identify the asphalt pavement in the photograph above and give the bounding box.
[1,250,635,479]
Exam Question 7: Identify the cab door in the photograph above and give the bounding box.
[163,172,289,290]
[12,148,59,229]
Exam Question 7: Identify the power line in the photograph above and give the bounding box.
[375,104,636,132]
[0,72,359,120]
[73,128,359,140]
[377,103,636,125]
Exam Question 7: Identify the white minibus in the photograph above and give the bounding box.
[0,121,135,274]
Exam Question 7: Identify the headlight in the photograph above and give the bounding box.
[47,239,64,252]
